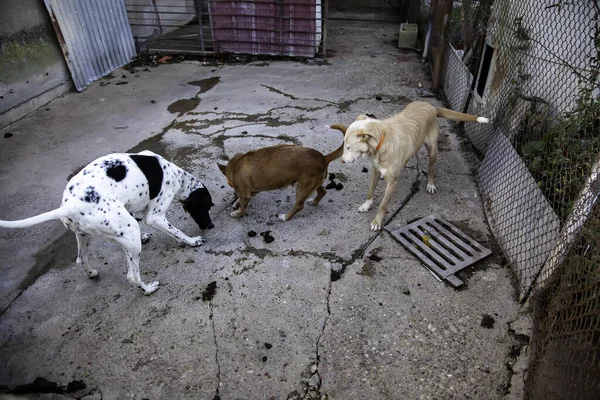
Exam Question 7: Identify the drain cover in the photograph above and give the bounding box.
[385,215,492,287]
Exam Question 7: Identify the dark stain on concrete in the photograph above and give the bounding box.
[357,262,376,277]
[12,231,77,302]
[187,76,221,93]
[167,98,200,114]
[128,131,168,156]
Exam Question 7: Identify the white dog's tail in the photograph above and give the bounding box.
[0,207,71,229]
[435,107,489,123]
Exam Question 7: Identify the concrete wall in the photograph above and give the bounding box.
[0,0,72,128]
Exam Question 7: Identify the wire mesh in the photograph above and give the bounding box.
[125,0,326,57]
[427,0,599,396]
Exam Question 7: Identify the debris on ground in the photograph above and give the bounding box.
[260,231,275,243]
[248,230,257,237]
[481,314,496,329]
[202,281,217,302]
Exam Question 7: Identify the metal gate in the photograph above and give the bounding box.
[125,0,326,57]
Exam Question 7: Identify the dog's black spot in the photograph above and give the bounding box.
[104,161,127,181]
[129,155,163,199]
[481,314,495,329]
[68,185,74,192]
[202,281,217,302]
[362,167,369,173]
[335,183,344,190]
[248,230,257,237]
[83,187,100,204]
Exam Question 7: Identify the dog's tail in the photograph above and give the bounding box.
[435,107,489,123]
[0,207,71,229]
[324,124,348,165]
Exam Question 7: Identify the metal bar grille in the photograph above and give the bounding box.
[126,0,327,57]
[386,215,492,288]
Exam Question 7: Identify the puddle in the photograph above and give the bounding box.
[167,98,200,114]
[187,76,221,93]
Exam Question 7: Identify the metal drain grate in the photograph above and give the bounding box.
[385,215,492,288]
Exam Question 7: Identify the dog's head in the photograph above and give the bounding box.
[182,186,214,230]
[341,116,382,163]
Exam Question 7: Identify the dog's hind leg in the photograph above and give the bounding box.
[424,125,439,194]
[279,180,317,221]
[359,168,381,212]
[113,231,159,295]
[309,186,327,205]
[75,233,98,278]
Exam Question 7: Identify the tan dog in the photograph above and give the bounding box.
[218,127,345,221]
[336,101,489,231]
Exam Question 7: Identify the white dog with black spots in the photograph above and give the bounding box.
[0,150,214,295]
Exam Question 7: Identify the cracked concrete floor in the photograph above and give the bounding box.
[0,20,522,399]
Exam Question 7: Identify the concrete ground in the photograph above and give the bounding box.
[0,20,524,400]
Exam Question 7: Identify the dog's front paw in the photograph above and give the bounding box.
[358,199,374,212]
[426,183,437,194]
[141,281,159,295]
[230,209,243,218]
[232,198,240,210]
[278,213,289,221]
[370,220,382,231]
[191,236,206,247]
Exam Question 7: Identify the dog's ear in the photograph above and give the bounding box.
[217,163,227,175]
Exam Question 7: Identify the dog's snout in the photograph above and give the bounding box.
[207,222,214,230]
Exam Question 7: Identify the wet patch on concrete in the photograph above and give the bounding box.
[168,98,201,114]
[20,231,76,293]
[187,76,221,93]
[4,377,88,396]
[127,131,168,156]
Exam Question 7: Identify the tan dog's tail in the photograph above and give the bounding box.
[435,107,489,123]
[325,124,347,165]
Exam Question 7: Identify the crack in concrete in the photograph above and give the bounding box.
[209,298,222,400]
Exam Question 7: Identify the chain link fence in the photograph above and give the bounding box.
[426,0,599,397]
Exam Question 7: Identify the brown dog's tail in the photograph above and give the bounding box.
[325,124,347,165]
[435,107,489,123]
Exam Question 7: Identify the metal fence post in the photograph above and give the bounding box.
[431,0,454,91]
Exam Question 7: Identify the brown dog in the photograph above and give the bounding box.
[218,126,346,221]
[336,101,489,231]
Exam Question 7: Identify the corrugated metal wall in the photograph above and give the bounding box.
[44,0,137,91]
